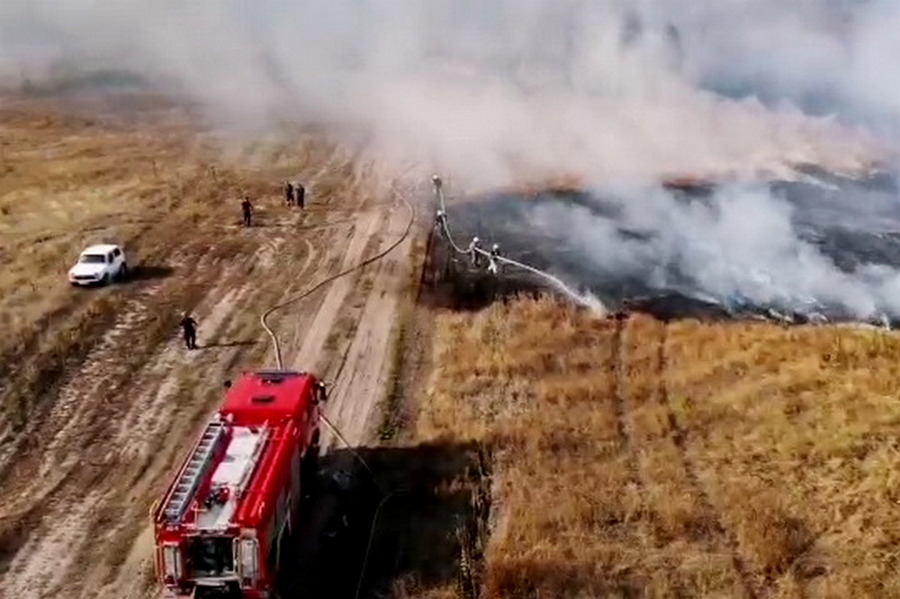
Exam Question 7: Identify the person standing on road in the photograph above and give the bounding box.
[241,196,253,227]
[284,181,295,206]
[295,182,306,209]
[180,313,198,350]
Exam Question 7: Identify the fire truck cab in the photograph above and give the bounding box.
[152,370,326,598]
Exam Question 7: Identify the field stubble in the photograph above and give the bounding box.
[414,297,900,598]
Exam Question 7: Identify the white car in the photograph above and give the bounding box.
[68,244,129,286]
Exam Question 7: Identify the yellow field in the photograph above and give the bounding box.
[0,98,308,345]
[416,298,900,598]
[0,96,351,437]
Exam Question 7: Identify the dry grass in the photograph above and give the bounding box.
[0,96,335,430]
[416,297,900,598]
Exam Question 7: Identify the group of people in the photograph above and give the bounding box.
[283,181,306,209]
[237,180,308,228]
[434,209,503,274]
[181,180,311,349]
[467,236,502,274]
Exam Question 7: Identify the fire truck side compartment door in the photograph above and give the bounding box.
[161,543,182,582]
[234,536,259,588]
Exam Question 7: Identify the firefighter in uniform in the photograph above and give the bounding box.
[488,243,501,274]
[180,312,198,350]
[241,196,253,227]
[295,181,306,209]
[467,236,481,267]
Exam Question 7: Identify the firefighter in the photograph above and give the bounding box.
[488,243,501,275]
[179,312,198,350]
[284,180,294,206]
[295,181,306,209]
[240,196,253,227]
[315,380,328,403]
[467,236,481,267]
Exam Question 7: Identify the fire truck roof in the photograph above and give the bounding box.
[195,424,267,531]
[221,370,317,426]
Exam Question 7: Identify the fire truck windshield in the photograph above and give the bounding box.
[187,535,234,577]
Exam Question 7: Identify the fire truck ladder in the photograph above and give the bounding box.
[162,418,227,525]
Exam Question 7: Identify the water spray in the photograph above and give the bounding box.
[431,175,606,313]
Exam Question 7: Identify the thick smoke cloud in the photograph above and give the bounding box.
[520,180,900,320]
[680,0,900,133]
[4,1,900,320]
[0,0,893,190]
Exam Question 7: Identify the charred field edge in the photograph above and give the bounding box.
[445,170,900,326]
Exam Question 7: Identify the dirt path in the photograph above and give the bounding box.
[322,193,415,446]
[0,150,418,599]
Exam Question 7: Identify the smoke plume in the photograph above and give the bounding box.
[5,1,900,320]
[1,1,896,189]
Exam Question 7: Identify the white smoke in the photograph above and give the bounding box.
[525,181,900,320]
[0,0,894,191]
[5,0,900,319]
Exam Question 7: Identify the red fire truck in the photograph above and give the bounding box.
[151,370,326,598]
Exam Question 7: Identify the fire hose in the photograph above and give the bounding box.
[255,178,417,598]
[260,181,417,371]
[258,173,600,598]
[430,175,605,312]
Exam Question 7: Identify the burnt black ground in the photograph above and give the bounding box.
[441,171,900,325]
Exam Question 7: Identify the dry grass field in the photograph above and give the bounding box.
[6,88,898,599]
[413,298,900,598]
[0,92,416,599]
[0,96,307,430]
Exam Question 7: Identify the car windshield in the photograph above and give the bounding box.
[79,254,106,264]
[187,536,234,577]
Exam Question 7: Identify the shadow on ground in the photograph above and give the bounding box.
[283,440,492,599]
[200,340,258,350]
[126,264,175,283]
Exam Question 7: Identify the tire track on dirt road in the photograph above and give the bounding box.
[0,156,369,599]
[286,210,385,374]
[0,252,252,599]
[323,192,415,446]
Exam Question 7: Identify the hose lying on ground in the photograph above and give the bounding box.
[260,181,416,370]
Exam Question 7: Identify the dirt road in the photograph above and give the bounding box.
[0,138,418,599]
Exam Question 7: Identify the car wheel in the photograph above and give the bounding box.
[101,273,110,286]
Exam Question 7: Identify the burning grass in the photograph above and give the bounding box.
[416,297,900,598]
